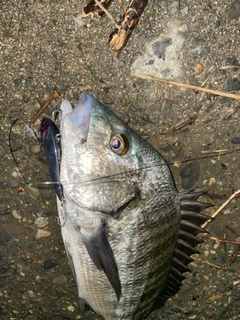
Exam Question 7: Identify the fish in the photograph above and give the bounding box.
[57,92,211,320]
[40,118,63,202]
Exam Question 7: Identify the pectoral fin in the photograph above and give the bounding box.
[81,222,122,301]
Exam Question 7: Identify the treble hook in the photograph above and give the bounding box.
[52,109,62,122]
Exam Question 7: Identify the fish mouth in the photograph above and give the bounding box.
[111,195,137,219]
[65,191,137,219]
[69,92,92,142]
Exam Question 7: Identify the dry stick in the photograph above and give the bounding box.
[94,0,120,29]
[203,256,223,269]
[134,74,240,100]
[201,149,228,154]
[201,65,240,87]
[25,252,43,265]
[227,246,240,266]
[201,189,240,229]
[30,91,59,124]
[209,237,240,245]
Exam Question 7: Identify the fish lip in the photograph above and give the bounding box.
[69,92,92,142]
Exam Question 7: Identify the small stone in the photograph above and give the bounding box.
[67,305,75,312]
[35,217,49,229]
[53,274,68,285]
[30,144,41,154]
[23,95,29,103]
[223,78,240,91]
[208,177,216,186]
[0,276,7,288]
[12,209,22,220]
[168,1,180,14]
[231,137,240,144]
[190,45,206,58]
[160,143,173,152]
[209,293,223,302]
[152,38,172,60]
[220,253,228,264]
[194,63,204,74]
[25,185,40,199]
[215,19,221,28]
[9,179,18,188]
[160,68,171,77]
[159,99,179,120]
[56,80,68,91]
[10,142,22,152]
[27,290,35,298]
[14,78,22,87]
[179,24,188,32]
[0,182,8,190]
[223,107,236,119]
[34,85,43,94]
[0,208,11,215]
[180,162,200,189]
[43,258,58,270]
[227,0,240,19]
[223,209,231,215]
[181,6,189,16]
[42,190,52,200]
[141,114,150,122]
[25,78,36,90]
[226,56,240,71]
[147,59,154,65]
[0,264,10,274]
[74,15,85,28]
[36,229,51,239]
[10,99,23,107]
[0,230,14,245]
[114,109,130,124]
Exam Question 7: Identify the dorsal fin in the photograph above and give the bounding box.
[157,191,212,306]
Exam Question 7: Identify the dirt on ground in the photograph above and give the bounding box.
[0,0,240,319]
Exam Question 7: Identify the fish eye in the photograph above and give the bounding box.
[110,133,129,155]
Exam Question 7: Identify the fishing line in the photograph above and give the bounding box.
[61,147,240,187]
[9,116,240,192]
[9,117,41,184]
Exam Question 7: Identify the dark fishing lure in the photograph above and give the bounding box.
[40,118,63,202]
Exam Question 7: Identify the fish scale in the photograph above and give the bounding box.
[41,92,211,319]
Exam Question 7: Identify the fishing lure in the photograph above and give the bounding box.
[40,118,63,202]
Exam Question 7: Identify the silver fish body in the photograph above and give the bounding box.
[57,93,210,320]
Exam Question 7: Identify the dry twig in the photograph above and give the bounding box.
[202,189,240,228]
[94,0,120,29]
[134,74,240,100]
[209,237,240,245]
[30,91,59,124]
[201,149,228,154]
[203,256,224,269]
[201,65,240,87]
[163,114,197,134]
[26,252,43,265]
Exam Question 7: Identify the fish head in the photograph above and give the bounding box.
[60,92,173,216]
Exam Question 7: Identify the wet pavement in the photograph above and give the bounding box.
[0,0,240,319]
